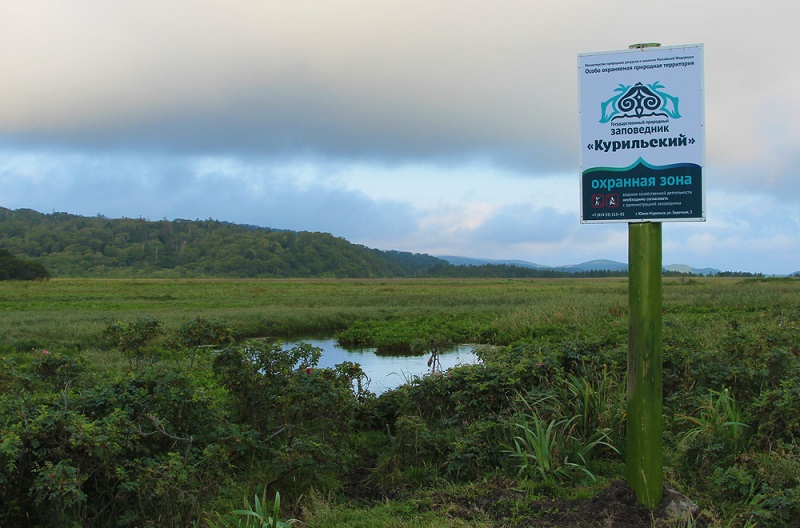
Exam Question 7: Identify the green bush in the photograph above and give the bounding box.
[0,248,50,280]
[707,448,800,527]
[102,317,165,370]
[0,352,253,527]
[749,374,800,448]
[211,340,371,495]
[167,316,236,368]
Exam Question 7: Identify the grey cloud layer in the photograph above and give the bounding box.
[2,1,799,274]
[0,1,604,168]
[0,152,415,238]
[3,1,798,181]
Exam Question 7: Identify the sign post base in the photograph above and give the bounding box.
[626,221,663,508]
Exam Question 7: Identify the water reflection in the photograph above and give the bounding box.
[283,338,479,394]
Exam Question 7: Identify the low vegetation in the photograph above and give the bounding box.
[0,277,798,527]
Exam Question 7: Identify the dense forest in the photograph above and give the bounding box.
[0,207,445,278]
[0,207,764,279]
[0,248,50,280]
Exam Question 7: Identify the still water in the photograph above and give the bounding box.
[284,338,479,394]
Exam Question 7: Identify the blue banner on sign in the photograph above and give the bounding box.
[581,158,702,222]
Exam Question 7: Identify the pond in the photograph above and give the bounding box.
[284,338,479,394]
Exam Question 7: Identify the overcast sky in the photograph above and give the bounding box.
[2,1,798,274]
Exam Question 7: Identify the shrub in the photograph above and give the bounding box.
[102,317,165,370]
[167,316,235,368]
[0,248,50,280]
[32,350,85,386]
[749,374,800,448]
[211,340,370,495]
[0,359,251,528]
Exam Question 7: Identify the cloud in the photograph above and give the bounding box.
[468,205,573,245]
[4,2,798,179]
[0,1,580,169]
[0,150,415,239]
[1,1,799,274]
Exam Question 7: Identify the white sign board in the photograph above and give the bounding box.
[578,44,705,223]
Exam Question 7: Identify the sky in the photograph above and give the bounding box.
[1,1,798,275]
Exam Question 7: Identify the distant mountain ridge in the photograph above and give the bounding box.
[436,256,548,269]
[662,264,720,276]
[438,256,720,276]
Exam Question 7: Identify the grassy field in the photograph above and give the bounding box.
[1,276,798,527]
[0,277,624,347]
[3,276,784,349]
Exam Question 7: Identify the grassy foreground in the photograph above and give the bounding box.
[0,277,632,352]
[0,277,798,527]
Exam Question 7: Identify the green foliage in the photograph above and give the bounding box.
[31,459,88,526]
[0,353,251,527]
[749,371,800,447]
[428,261,629,278]
[707,448,800,527]
[0,276,634,351]
[336,315,492,352]
[676,388,748,476]
[168,316,235,368]
[508,417,578,483]
[0,207,445,278]
[0,206,662,279]
[211,339,370,494]
[1,277,800,527]
[506,397,618,485]
[102,316,165,370]
[0,248,50,280]
[208,489,298,528]
[170,316,235,349]
[552,363,626,448]
[297,489,491,527]
[364,338,626,491]
[443,419,508,481]
[33,349,86,385]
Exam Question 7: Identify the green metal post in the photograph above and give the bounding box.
[626,221,663,508]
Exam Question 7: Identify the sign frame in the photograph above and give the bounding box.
[578,44,705,223]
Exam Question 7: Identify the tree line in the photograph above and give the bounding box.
[0,248,50,280]
[0,207,443,278]
[2,206,753,279]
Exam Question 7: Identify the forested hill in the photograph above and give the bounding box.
[1,207,726,280]
[0,207,444,278]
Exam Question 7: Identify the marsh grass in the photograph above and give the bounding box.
[297,492,492,528]
[1,278,636,351]
[2,276,799,527]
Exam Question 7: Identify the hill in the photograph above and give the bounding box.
[553,259,629,273]
[0,207,443,278]
[0,207,731,279]
[437,256,549,269]
[663,264,720,276]
[439,256,720,276]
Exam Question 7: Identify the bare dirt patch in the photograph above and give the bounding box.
[441,478,703,528]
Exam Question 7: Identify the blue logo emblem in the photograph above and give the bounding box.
[600,82,680,123]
